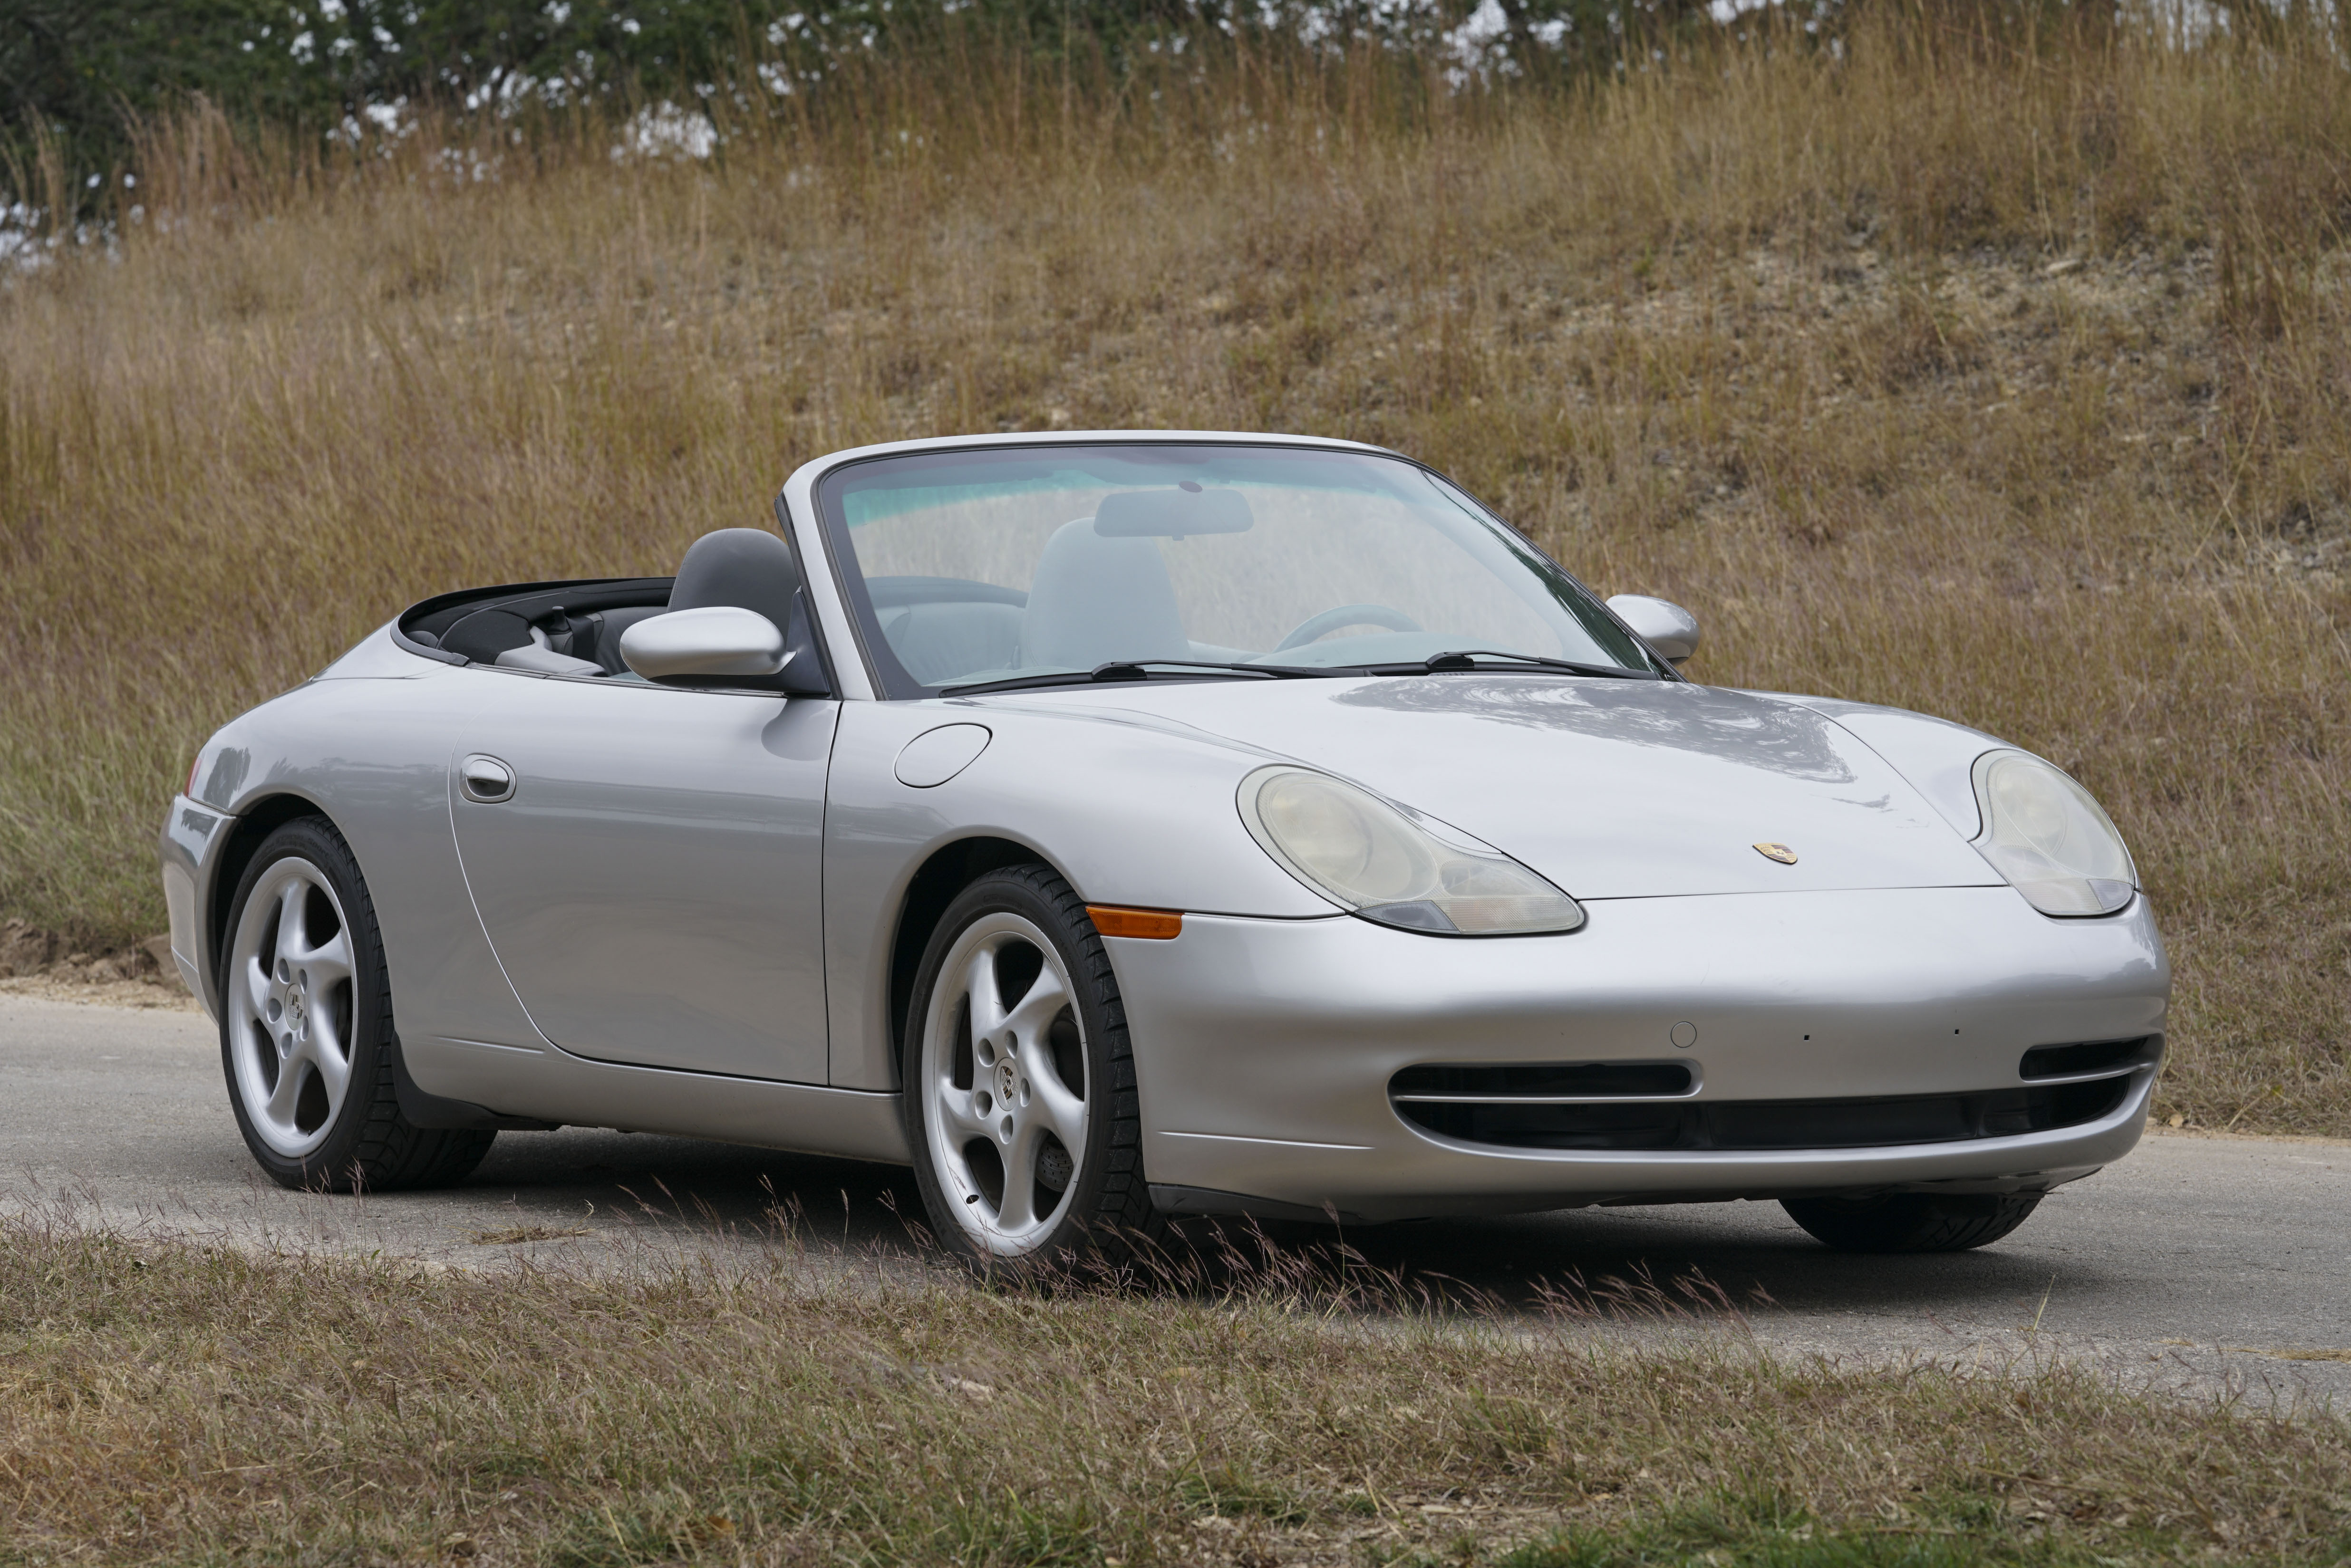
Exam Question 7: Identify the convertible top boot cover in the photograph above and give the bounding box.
[668,528,831,694]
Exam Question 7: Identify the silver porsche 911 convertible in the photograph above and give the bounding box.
[160,431,2167,1259]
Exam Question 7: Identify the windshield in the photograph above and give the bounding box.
[813,442,1654,698]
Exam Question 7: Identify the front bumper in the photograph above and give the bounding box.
[1111,886,2168,1222]
[158,793,235,1019]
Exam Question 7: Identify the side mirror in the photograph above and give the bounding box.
[619,606,792,681]
[1605,594,1701,665]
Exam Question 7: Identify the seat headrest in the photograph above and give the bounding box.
[669,529,801,630]
[1021,517,1190,671]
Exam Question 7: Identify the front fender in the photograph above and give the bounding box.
[161,667,542,1068]
[1757,693,2008,839]
[822,697,1337,1089]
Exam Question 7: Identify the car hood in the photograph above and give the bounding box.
[1014,676,2003,900]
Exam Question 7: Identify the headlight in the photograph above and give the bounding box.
[1971,751,2137,917]
[1238,767,1585,936]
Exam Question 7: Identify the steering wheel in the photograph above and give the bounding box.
[1275,603,1424,652]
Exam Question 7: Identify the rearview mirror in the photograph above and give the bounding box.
[1605,595,1701,665]
[619,606,792,681]
[1093,488,1254,537]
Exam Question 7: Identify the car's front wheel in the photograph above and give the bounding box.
[1781,1191,2042,1253]
[903,865,1160,1264]
[219,817,496,1192]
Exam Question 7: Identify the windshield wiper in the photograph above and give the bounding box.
[938,659,1335,696]
[1355,649,1659,680]
[1092,659,1335,681]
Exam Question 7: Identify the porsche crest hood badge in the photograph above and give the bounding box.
[1752,842,1799,865]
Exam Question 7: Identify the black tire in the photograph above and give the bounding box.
[218,817,496,1192]
[1781,1191,2042,1253]
[901,864,1163,1264]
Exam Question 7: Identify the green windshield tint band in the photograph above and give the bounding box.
[835,451,1418,528]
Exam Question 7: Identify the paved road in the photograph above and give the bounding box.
[7,994,2348,1401]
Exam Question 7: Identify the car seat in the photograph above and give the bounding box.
[661,528,831,694]
[1020,518,1190,671]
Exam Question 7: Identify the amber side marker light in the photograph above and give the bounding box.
[1086,905,1184,940]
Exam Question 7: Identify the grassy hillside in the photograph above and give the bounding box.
[0,15,2345,1132]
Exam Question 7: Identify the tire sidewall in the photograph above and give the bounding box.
[218,818,393,1190]
[1782,1191,2040,1253]
[902,868,1129,1264]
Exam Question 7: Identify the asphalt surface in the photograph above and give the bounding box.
[7,993,2348,1402]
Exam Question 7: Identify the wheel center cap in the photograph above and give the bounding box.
[996,1060,1017,1103]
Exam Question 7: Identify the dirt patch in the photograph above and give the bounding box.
[0,920,197,1011]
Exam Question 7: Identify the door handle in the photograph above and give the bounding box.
[460,754,516,804]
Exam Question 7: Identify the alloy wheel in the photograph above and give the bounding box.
[919,911,1091,1256]
[225,856,357,1160]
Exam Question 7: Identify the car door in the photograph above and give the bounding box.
[448,670,837,1082]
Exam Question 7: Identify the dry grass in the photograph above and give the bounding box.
[0,13,2347,1131]
[2,1213,2349,1566]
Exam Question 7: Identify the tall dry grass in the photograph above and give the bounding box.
[0,11,2346,1129]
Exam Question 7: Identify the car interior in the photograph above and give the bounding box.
[395,528,829,694]
[829,474,1651,693]
[866,575,1026,686]
[394,516,1252,694]
[865,518,1203,686]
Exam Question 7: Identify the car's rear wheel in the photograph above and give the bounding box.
[903,865,1160,1264]
[1781,1191,2042,1253]
[220,818,495,1191]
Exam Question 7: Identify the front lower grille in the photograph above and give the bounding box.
[1392,1077,2135,1152]
[2020,1036,2159,1081]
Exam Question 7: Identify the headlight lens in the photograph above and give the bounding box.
[1239,767,1585,935]
[1972,751,2137,917]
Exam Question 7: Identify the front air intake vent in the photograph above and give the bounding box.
[1389,1061,1694,1101]
[2019,1036,2160,1082]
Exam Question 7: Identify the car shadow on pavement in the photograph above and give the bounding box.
[448,1128,2096,1332]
